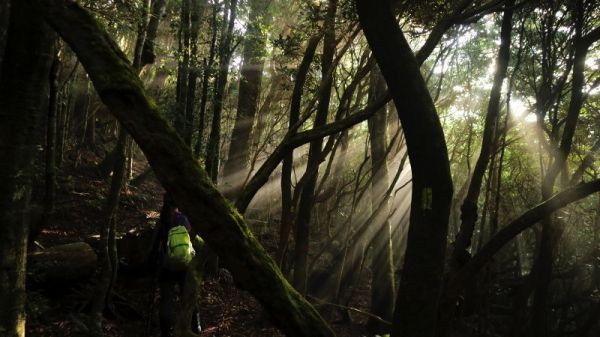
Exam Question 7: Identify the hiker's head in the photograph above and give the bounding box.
[173,209,190,227]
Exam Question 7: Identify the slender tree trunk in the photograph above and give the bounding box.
[204,0,238,274]
[530,2,600,334]
[37,52,61,242]
[73,69,91,151]
[183,0,205,146]
[89,3,155,328]
[293,0,337,294]
[222,0,270,200]
[366,68,395,334]
[175,0,191,135]
[83,81,96,148]
[132,0,150,70]
[194,2,218,157]
[452,0,514,270]
[0,1,54,335]
[277,33,322,268]
[205,0,237,182]
[90,128,127,334]
[56,78,74,167]
[355,1,453,336]
[141,0,167,66]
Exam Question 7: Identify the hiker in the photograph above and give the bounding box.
[155,194,203,337]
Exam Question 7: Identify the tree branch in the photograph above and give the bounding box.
[456,179,600,284]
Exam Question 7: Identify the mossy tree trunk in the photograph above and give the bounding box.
[30,1,335,336]
[355,1,454,336]
[0,1,55,335]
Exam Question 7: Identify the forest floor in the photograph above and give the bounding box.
[26,149,375,337]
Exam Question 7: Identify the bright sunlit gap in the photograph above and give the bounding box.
[510,97,528,118]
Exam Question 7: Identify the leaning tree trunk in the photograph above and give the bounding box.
[366,68,395,334]
[29,1,335,336]
[355,1,454,337]
[0,1,55,335]
[222,0,270,200]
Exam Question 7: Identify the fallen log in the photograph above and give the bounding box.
[27,242,97,287]
[85,227,157,275]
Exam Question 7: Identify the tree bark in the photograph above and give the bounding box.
[355,1,454,337]
[30,1,335,336]
[0,1,55,335]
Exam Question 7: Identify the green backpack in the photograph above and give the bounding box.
[165,225,194,271]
